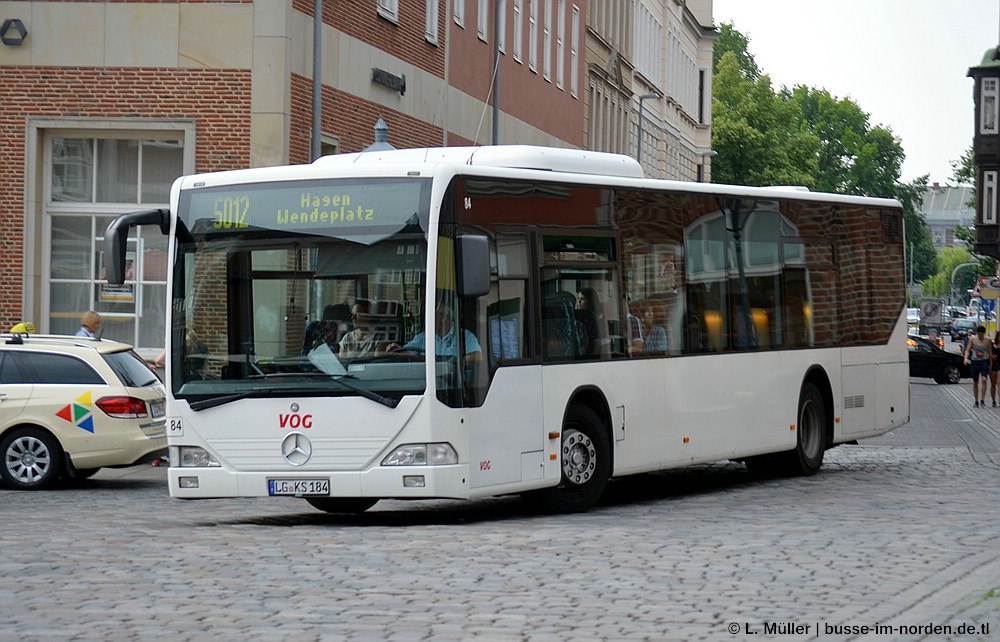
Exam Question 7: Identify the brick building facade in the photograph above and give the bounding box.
[0,0,592,357]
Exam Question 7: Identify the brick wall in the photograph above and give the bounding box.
[0,66,251,329]
[293,0,446,79]
[290,74,444,163]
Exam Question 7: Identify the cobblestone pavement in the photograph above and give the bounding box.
[0,380,997,642]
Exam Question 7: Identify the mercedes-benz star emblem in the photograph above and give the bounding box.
[281,432,312,466]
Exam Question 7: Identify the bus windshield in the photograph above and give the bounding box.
[170,177,435,406]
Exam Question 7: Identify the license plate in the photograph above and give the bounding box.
[268,478,330,496]
[149,399,165,419]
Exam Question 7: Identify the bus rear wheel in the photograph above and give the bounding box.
[745,382,826,477]
[526,404,610,513]
[780,382,826,476]
[305,497,379,514]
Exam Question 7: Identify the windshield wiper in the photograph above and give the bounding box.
[187,377,399,412]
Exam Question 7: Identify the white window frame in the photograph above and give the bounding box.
[478,0,489,41]
[984,170,998,225]
[377,0,399,23]
[426,0,439,44]
[30,119,196,357]
[454,0,465,27]
[528,0,538,72]
[570,4,579,97]
[498,0,506,53]
[555,0,565,89]
[513,0,523,62]
[543,0,552,82]
[981,77,999,135]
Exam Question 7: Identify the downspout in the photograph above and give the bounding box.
[311,0,323,160]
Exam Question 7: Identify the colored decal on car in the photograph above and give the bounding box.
[55,391,95,434]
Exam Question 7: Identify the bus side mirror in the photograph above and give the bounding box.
[104,209,169,284]
[455,235,490,298]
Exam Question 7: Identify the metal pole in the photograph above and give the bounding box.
[492,0,501,145]
[637,100,645,163]
[311,0,323,161]
[951,261,979,311]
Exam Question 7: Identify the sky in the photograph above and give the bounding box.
[711,0,1000,185]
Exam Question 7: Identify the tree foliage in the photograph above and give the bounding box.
[712,22,937,282]
[950,146,975,186]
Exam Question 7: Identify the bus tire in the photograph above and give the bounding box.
[305,497,379,514]
[784,382,826,476]
[744,382,826,477]
[527,404,611,513]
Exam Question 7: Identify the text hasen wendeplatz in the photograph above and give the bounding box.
[277,193,376,225]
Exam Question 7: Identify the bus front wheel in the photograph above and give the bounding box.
[527,404,611,513]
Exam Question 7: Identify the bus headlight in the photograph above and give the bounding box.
[381,443,458,466]
[171,446,221,468]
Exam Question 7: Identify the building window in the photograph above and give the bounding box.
[984,171,998,225]
[543,0,552,81]
[528,0,538,72]
[982,78,998,135]
[555,0,565,89]
[478,0,488,41]
[377,0,399,23]
[498,0,506,53]
[513,0,523,62]
[46,134,185,359]
[426,0,439,43]
[570,4,579,97]
[454,0,464,27]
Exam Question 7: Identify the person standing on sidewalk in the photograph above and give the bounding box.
[963,325,993,407]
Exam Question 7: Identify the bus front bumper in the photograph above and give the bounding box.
[167,464,471,500]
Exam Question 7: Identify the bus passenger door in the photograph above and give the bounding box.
[467,236,546,489]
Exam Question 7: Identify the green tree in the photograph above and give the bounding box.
[950,146,975,186]
[712,23,936,282]
[711,52,819,187]
[928,245,986,306]
[713,23,760,80]
[896,175,937,283]
[785,86,904,197]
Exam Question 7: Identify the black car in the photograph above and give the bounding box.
[908,335,969,384]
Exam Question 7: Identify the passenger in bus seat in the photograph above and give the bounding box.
[637,300,667,353]
[338,300,388,358]
[303,303,352,353]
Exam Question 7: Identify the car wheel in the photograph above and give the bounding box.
[525,404,611,513]
[1,427,64,490]
[940,365,962,385]
[305,498,379,513]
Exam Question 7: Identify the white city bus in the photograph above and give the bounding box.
[104,146,909,513]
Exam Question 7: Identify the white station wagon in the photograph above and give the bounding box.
[0,332,166,490]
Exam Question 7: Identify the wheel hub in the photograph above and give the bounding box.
[561,428,597,486]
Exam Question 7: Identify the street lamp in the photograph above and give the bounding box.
[695,148,717,182]
[636,93,659,166]
[951,261,979,310]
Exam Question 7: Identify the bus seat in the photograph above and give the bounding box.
[543,291,580,358]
